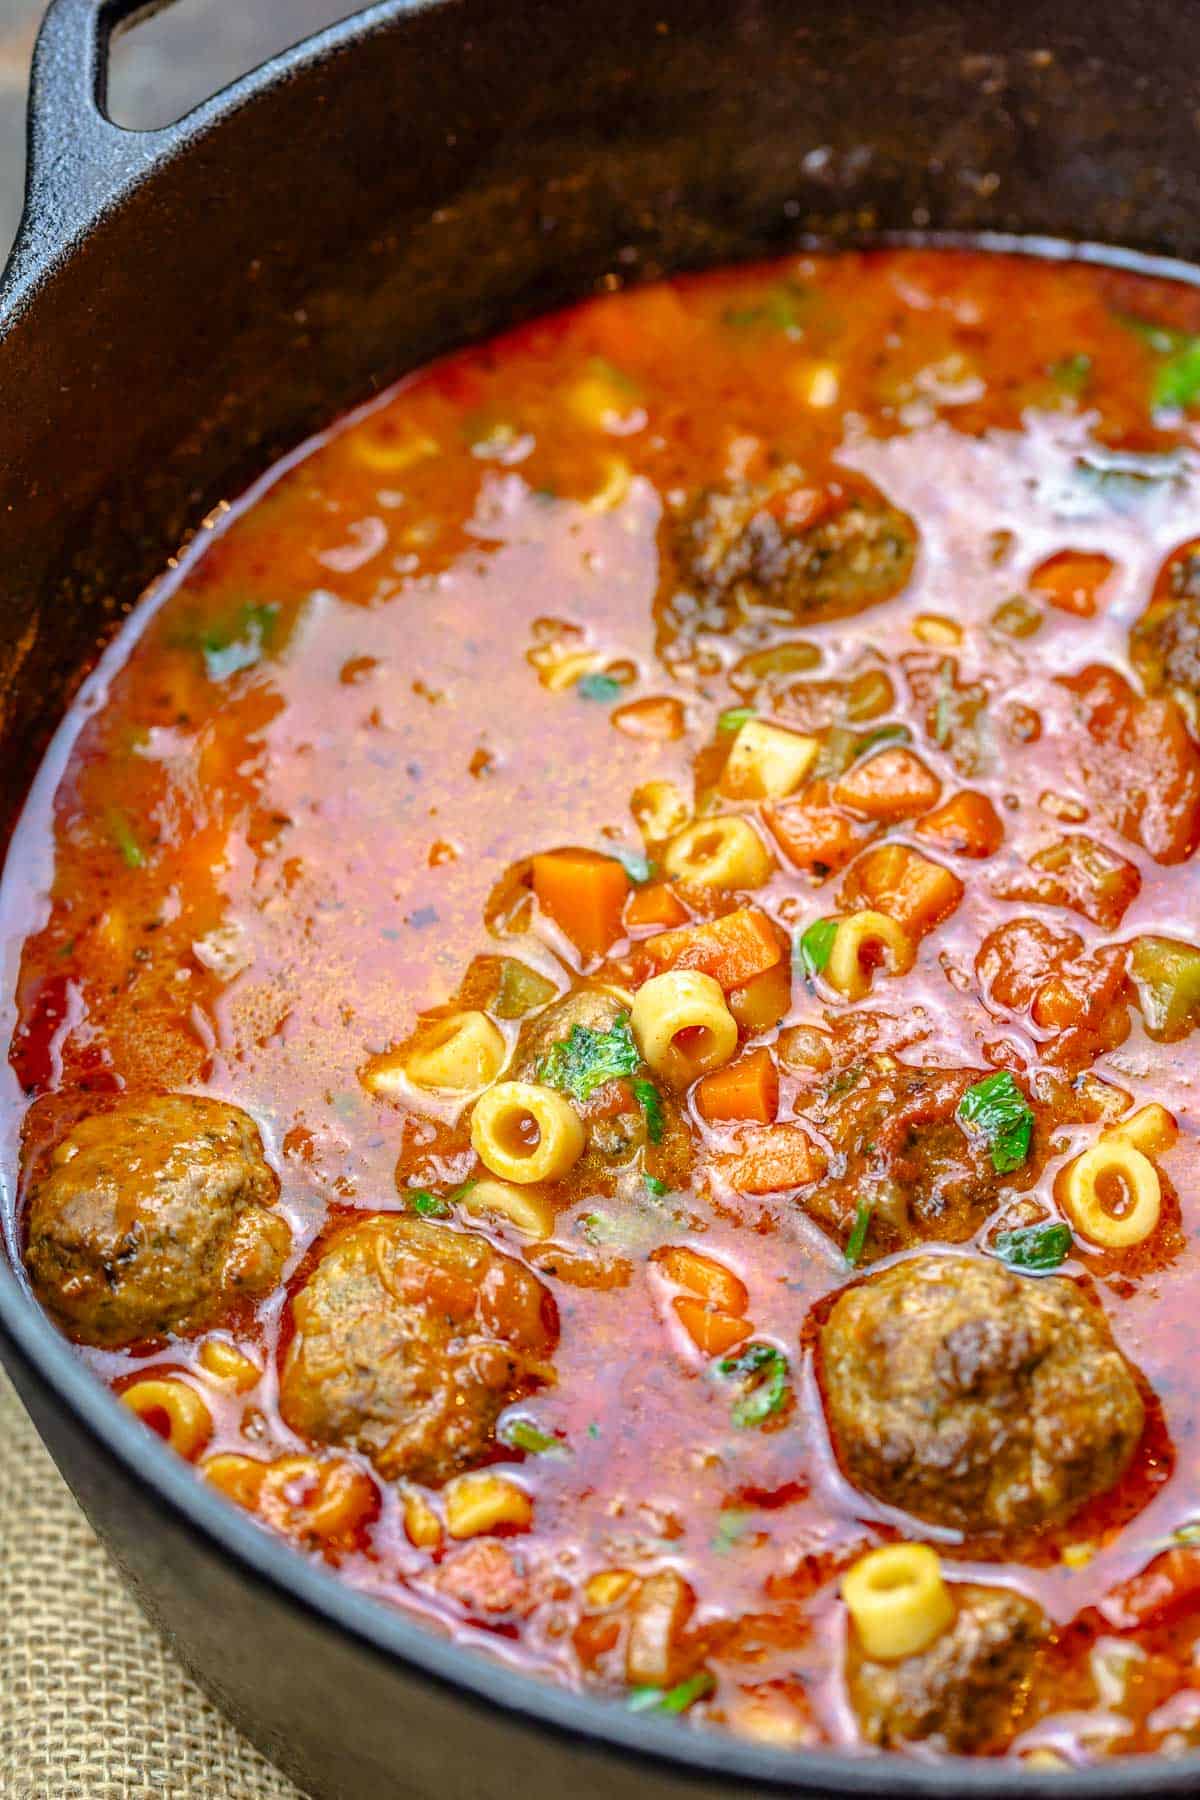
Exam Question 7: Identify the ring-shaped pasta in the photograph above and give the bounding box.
[470,1080,585,1184]
[349,426,437,472]
[630,970,738,1087]
[445,1471,533,1538]
[197,1338,262,1393]
[631,780,690,844]
[1062,1138,1161,1249]
[121,1377,212,1460]
[258,1455,377,1540]
[403,1010,507,1093]
[662,816,773,890]
[459,1175,555,1240]
[825,910,916,1002]
[841,1543,955,1662]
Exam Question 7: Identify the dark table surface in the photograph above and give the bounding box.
[0,0,363,256]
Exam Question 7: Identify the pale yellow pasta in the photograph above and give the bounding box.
[445,1472,533,1538]
[720,719,819,801]
[584,455,632,513]
[121,1378,212,1461]
[197,1338,261,1394]
[349,425,438,472]
[566,368,637,433]
[662,816,773,889]
[1062,1137,1161,1249]
[842,1544,954,1662]
[401,1484,443,1549]
[585,1569,636,1609]
[631,779,690,843]
[539,649,605,693]
[459,1175,555,1240]
[825,910,916,1002]
[1110,1102,1177,1159]
[630,970,738,1086]
[470,1080,585,1184]
[403,1010,507,1093]
[911,612,963,647]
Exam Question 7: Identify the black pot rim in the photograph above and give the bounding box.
[4,3,1200,1792]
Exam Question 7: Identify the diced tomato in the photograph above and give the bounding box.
[1099,1546,1200,1632]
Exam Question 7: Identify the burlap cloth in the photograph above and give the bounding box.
[0,1366,308,1800]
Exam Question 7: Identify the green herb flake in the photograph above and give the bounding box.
[993,1220,1072,1274]
[711,1508,753,1554]
[844,1198,873,1267]
[957,1070,1034,1174]
[1048,352,1093,396]
[186,601,279,682]
[499,1416,570,1458]
[538,1015,640,1102]
[587,1421,601,1440]
[576,671,623,703]
[718,1342,792,1429]
[627,1671,716,1715]
[717,706,756,734]
[403,1188,451,1219]
[612,847,655,884]
[721,283,808,336]
[107,809,146,870]
[643,1174,668,1198]
[795,917,837,982]
[633,1078,665,1144]
[1118,314,1200,414]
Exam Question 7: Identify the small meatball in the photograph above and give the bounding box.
[514,987,692,1191]
[820,1255,1144,1535]
[797,1063,1036,1261]
[280,1215,557,1486]
[1131,538,1200,715]
[24,1094,289,1347]
[848,1582,1047,1751]
[673,466,917,628]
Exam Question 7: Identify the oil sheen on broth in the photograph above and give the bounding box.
[10,250,1200,1761]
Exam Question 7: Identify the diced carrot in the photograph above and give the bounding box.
[718,1123,826,1195]
[625,880,689,931]
[1099,1547,1200,1632]
[531,849,630,961]
[611,696,686,742]
[832,747,942,821]
[764,780,862,877]
[915,790,1005,858]
[696,1047,779,1125]
[635,905,785,991]
[840,843,964,938]
[1030,550,1116,618]
[655,1246,748,1314]
[673,1297,751,1356]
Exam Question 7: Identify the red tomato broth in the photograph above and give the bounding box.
[7,248,1200,1756]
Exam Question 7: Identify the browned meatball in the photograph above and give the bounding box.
[515,987,692,1193]
[280,1215,558,1486]
[24,1094,289,1348]
[1131,538,1200,715]
[671,465,917,629]
[848,1582,1047,1751]
[820,1255,1144,1536]
[797,1063,1038,1261]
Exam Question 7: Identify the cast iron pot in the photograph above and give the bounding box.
[2,1,1200,1795]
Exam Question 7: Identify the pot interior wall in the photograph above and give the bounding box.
[2,0,1200,852]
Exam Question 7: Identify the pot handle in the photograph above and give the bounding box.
[6,0,191,288]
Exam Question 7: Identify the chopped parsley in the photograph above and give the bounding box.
[633,1078,665,1144]
[1119,314,1200,414]
[107,809,146,870]
[1048,352,1093,397]
[499,1417,570,1458]
[538,1015,639,1101]
[402,1188,451,1218]
[711,1509,753,1554]
[795,917,837,981]
[717,706,756,734]
[721,282,808,336]
[718,1342,791,1428]
[627,1671,716,1714]
[993,1220,1072,1274]
[576,671,622,703]
[957,1071,1034,1174]
[612,846,655,884]
[643,1174,668,1198]
[844,1197,873,1267]
[179,600,279,682]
